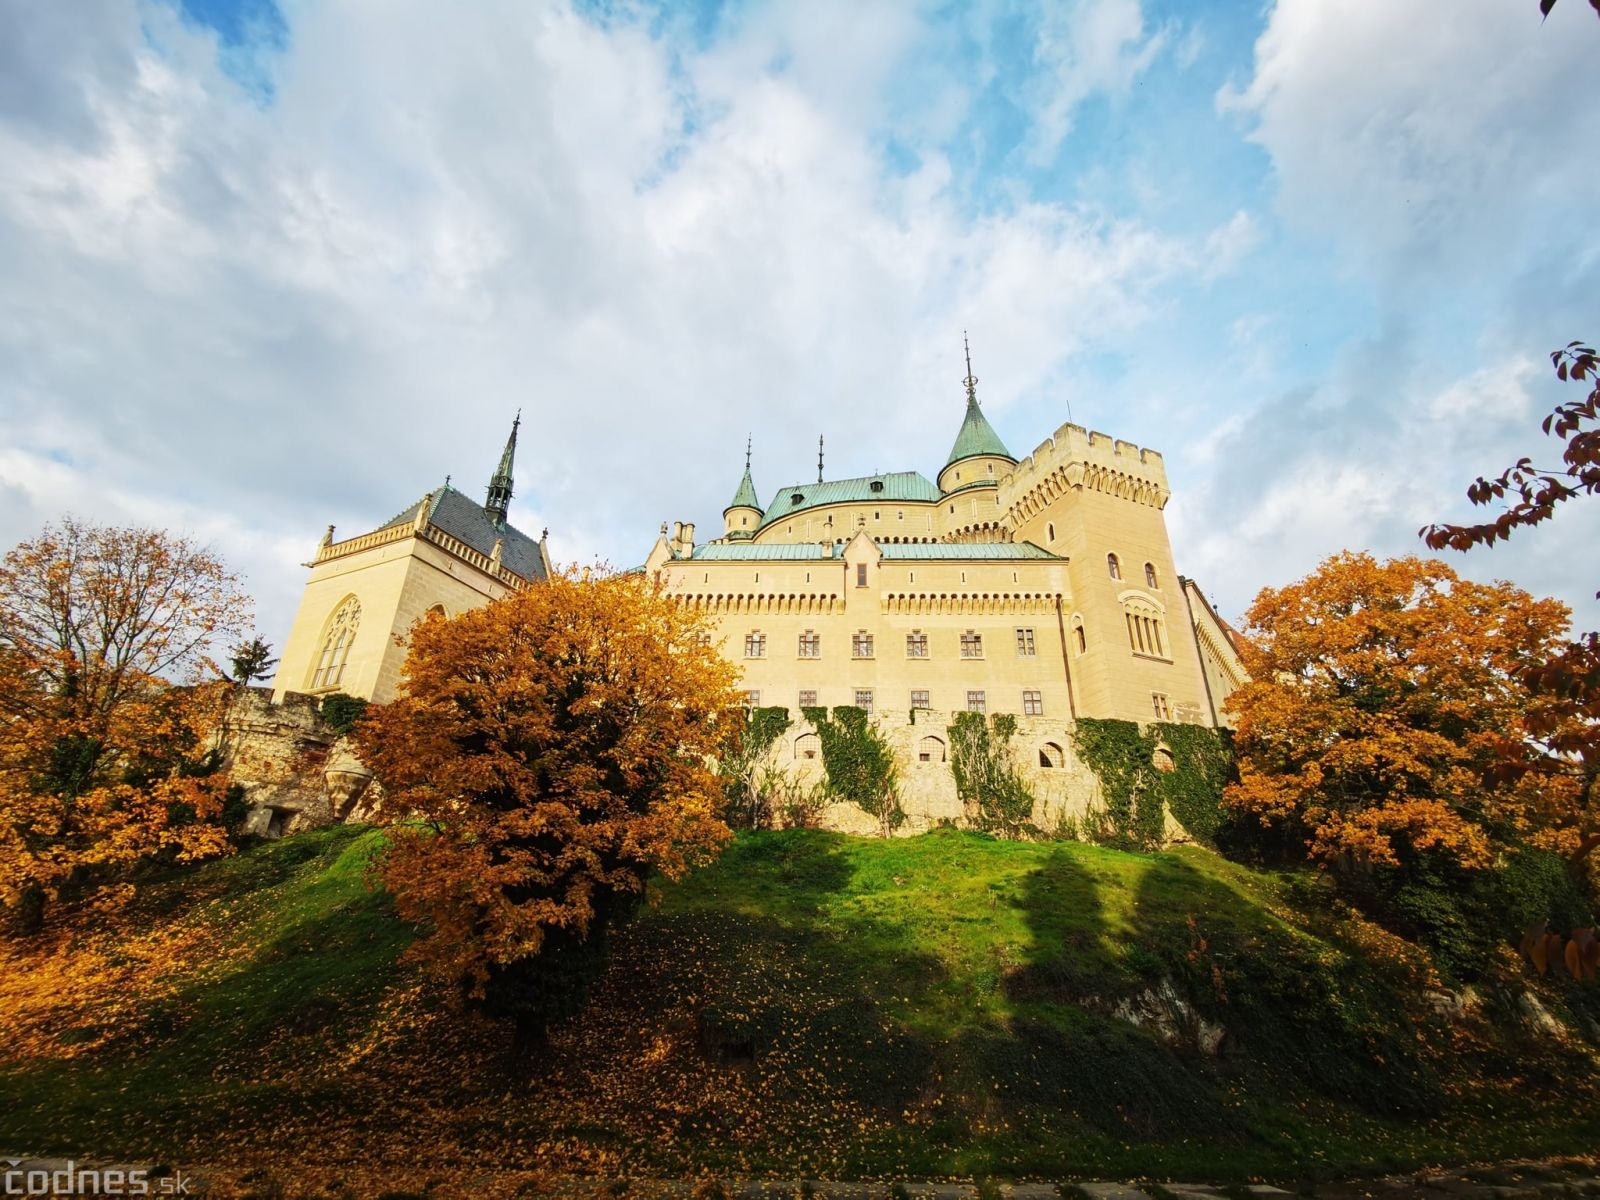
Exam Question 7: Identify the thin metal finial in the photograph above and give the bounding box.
[745,433,752,474]
[962,330,979,405]
[817,435,824,483]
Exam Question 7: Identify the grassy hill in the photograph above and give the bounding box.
[1,825,1596,1184]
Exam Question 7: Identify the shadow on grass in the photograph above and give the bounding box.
[1129,853,1441,1121]
[998,846,1242,1146]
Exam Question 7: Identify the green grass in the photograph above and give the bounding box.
[1,827,1596,1182]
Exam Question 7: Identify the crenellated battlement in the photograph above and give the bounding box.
[999,421,1170,521]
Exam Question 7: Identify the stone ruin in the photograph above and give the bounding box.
[215,688,382,839]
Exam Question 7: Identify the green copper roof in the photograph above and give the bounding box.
[944,394,1013,469]
[691,543,836,561]
[757,471,941,530]
[686,540,1060,562]
[725,467,762,514]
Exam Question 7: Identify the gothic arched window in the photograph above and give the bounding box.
[1107,553,1121,580]
[310,595,361,690]
[1145,562,1158,589]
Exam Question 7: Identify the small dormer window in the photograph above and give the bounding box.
[791,492,804,505]
[870,480,884,493]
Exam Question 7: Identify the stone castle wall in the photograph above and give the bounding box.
[752,710,1108,836]
[218,691,1170,843]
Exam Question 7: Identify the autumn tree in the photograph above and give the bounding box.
[1224,552,1570,871]
[1423,341,1600,863]
[0,519,253,931]
[355,567,740,1056]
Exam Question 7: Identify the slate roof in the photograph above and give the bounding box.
[757,471,941,530]
[944,395,1014,468]
[377,485,548,583]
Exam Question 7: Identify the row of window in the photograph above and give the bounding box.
[747,627,1039,659]
[749,617,1166,662]
[748,688,1046,716]
[750,688,1174,722]
[1106,553,1160,590]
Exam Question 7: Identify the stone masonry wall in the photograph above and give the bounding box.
[759,711,1106,836]
[216,688,378,839]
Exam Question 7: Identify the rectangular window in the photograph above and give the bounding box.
[1015,628,1036,656]
[744,631,765,658]
[1152,692,1172,720]
[1023,690,1043,716]
[911,689,930,709]
[798,689,818,708]
[852,631,874,658]
[798,630,820,658]
[855,689,874,714]
[856,563,868,587]
[960,630,983,658]
[966,690,986,714]
[906,630,928,658]
[744,690,761,707]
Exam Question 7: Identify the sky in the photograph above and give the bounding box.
[2,0,1598,656]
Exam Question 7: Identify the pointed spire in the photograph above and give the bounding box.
[963,330,978,406]
[818,435,825,483]
[484,410,519,525]
[725,436,761,515]
[943,335,1014,471]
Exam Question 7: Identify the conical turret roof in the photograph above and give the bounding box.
[944,392,1013,467]
[725,466,762,514]
[945,336,1014,469]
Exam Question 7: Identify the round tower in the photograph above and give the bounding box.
[937,337,1016,493]
[723,438,763,539]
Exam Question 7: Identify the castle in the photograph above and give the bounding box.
[643,346,1242,728]
[271,347,1245,834]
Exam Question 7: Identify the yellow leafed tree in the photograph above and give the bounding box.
[356,566,740,1056]
[1224,552,1571,870]
[0,519,252,932]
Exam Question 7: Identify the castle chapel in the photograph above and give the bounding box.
[643,347,1245,739]
[273,416,550,705]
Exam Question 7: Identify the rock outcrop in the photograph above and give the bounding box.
[216,689,363,838]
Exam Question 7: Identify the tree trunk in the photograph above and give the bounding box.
[10,884,46,936]
[508,1016,550,1075]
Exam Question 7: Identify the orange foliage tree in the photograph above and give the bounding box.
[0,519,252,931]
[1423,341,1600,864]
[1224,552,1570,870]
[356,567,740,1053]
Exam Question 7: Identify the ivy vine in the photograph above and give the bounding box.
[801,705,903,834]
[1151,721,1235,849]
[1070,718,1166,851]
[1070,718,1234,851]
[719,706,792,828]
[948,711,1037,840]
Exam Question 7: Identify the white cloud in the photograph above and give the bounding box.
[1175,0,1600,631]
[1172,352,1600,630]
[1026,0,1165,165]
[1220,0,1600,290]
[0,0,1240,648]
